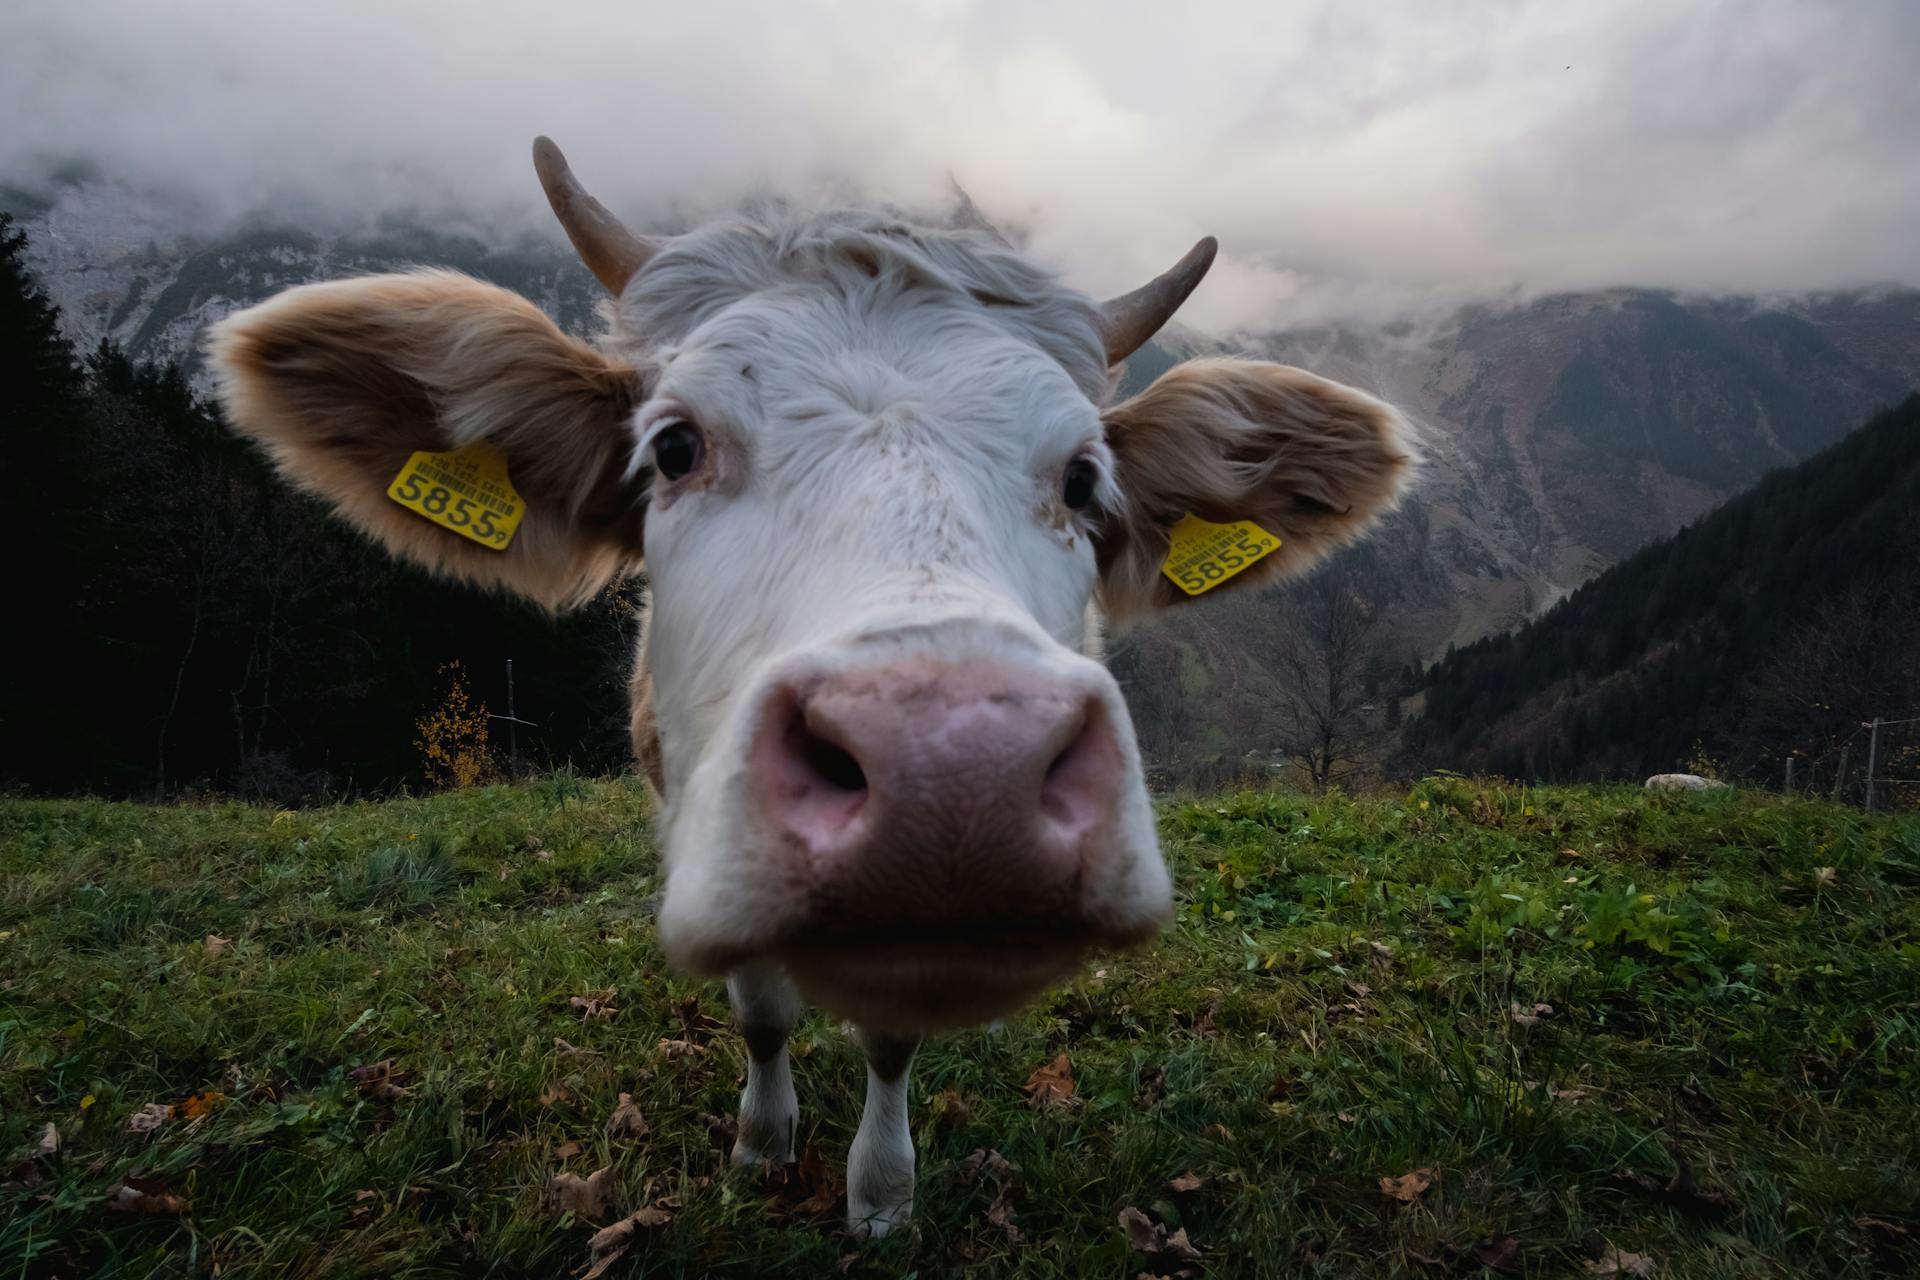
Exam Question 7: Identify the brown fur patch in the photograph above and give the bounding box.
[208,270,646,610]
[1095,359,1415,624]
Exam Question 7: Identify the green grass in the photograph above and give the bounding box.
[2,774,1916,1278]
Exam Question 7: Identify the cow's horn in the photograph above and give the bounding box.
[532,136,657,295]
[1097,236,1218,364]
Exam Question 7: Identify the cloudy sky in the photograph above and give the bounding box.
[7,0,1918,331]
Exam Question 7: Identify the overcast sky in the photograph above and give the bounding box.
[7,0,1918,331]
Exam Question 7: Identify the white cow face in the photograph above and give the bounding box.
[209,140,1415,1035]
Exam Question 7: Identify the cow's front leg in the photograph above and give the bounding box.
[727,961,801,1166]
[847,1028,921,1238]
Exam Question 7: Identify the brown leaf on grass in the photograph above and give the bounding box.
[582,1204,675,1279]
[985,1188,1023,1243]
[931,1087,971,1130]
[178,1090,226,1119]
[348,1189,381,1221]
[1167,1171,1206,1193]
[1190,997,1221,1038]
[1208,1123,1233,1145]
[349,1061,411,1101]
[1559,847,1582,862]
[1475,1235,1523,1272]
[1584,1244,1657,1276]
[953,1148,1015,1186]
[671,993,726,1044]
[203,934,232,958]
[700,1111,738,1152]
[35,1122,59,1157]
[570,989,619,1021]
[1379,1168,1439,1202]
[1118,1206,1205,1266]
[1368,940,1395,972]
[656,1037,708,1061]
[105,1173,188,1214]
[539,1082,573,1107]
[769,1145,841,1216]
[1609,1161,1733,1220]
[4,1159,42,1189]
[127,1102,172,1133]
[1508,1002,1553,1027]
[553,1037,602,1058]
[1134,1064,1168,1108]
[1266,1071,1297,1102]
[1023,1053,1076,1109]
[553,1140,582,1161]
[550,1166,618,1222]
[605,1092,649,1141]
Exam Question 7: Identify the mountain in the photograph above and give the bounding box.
[9,177,1920,784]
[1410,394,1920,785]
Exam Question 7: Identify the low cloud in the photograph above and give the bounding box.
[6,0,1917,331]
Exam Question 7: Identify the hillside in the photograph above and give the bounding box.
[3,777,1916,1276]
[9,178,1920,789]
[1414,395,1920,784]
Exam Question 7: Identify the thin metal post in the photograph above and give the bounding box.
[1833,745,1850,803]
[1865,718,1884,813]
[1785,756,1795,793]
[507,658,520,777]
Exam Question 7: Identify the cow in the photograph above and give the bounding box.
[209,138,1414,1235]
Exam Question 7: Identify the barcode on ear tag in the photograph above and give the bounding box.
[386,440,524,551]
[1160,514,1281,595]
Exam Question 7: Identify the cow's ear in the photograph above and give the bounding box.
[209,270,646,610]
[1095,358,1414,623]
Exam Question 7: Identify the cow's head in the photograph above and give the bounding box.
[211,139,1413,1033]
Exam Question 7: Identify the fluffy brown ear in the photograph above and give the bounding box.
[208,270,645,609]
[1096,358,1415,623]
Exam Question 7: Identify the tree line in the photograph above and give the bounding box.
[2,216,638,800]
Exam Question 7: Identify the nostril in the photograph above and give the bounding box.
[1039,701,1111,831]
[792,715,868,794]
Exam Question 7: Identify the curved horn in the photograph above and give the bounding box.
[1097,236,1218,364]
[532,136,657,295]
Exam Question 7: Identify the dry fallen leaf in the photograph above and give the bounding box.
[1508,1002,1553,1027]
[672,993,726,1044]
[1379,1168,1439,1202]
[178,1090,226,1119]
[553,1037,602,1058]
[583,1203,675,1279]
[1191,997,1221,1038]
[769,1145,842,1216]
[1558,847,1582,861]
[1167,1171,1206,1193]
[605,1092,649,1141]
[106,1173,188,1214]
[553,1140,582,1161]
[984,1187,1022,1242]
[1135,1065,1168,1108]
[953,1148,1015,1186]
[931,1087,971,1130]
[1118,1206,1205,1265]
[1609,1161,1733,1220]
[203,934,231,958]
[36,1122,59,1157]
[570,989,619,1021]
[1023,1053,1077,1109]
[1476,1235,1523,1272]
[1369,940,1395,971]
[349,1061,411,1101]
[539,1083,573,1107]
[1584,1244,1657,1276]
[656,1038,708,1061]
[127,1102,172,1133]
[550,1166,618,1222]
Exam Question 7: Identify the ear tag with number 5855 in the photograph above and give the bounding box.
[387,441,524,551]
[1160,514,1281,595]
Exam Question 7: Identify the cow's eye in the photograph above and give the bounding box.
[653,421,704,481]
[1061,457,1098,511]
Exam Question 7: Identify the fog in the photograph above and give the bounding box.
[7,0,1918,332]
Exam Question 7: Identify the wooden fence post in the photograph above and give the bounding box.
[1865,718,1884,813]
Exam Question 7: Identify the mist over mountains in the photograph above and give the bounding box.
[10,176,1919,782]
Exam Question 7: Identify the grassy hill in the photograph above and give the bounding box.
[2,778,1916,1277]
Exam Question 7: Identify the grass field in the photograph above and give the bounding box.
[2,776,1916,1278]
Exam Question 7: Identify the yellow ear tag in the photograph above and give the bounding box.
[387,441,525,551]
[1160,514,1281,595]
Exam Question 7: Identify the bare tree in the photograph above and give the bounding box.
[1257,572,1383,789]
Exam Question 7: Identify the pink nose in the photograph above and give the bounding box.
[746,659,1125,933]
